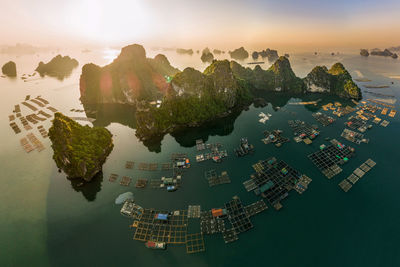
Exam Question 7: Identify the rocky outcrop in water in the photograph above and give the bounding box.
[35,55,78,79]
[304,63,361,99]
[230,56,304,93]
[79,44,180,105]
[229,47,249,60]
[201,48,214,63]
[360,49,369,57]
[259,49,279,62]
[135,60,252,140]
[2,61,17,77]
[48,113,113,182]
[370,49,397,59]
[213,49,223,55]
[176,48,193,55]
[252,51,259,60]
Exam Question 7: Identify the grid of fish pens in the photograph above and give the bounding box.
[308,139,355,179]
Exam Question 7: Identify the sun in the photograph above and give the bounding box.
[65,0,150,43]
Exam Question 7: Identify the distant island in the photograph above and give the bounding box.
[80,45,179,104]
[252,51,259,60]
[36,55,79,79]
[229,47,249,60]
[200,48,214,63]
[48,113,113,182]
[79,44,361,141]
[258,48,279,62]
[360,49,369,57]
[213,49,223,55]
[2,61,17,77]
[370,48,398,59]
[176,48,193,55]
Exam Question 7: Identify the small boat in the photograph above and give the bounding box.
[167,185,177,192]
[145,241,166,250]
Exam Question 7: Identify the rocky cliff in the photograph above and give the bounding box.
[229,47,249,60]
[36,55,78,79]
[2,61,17,77]
[135,60,252,140]
[201,48,214,63]
[304,63,361,99]
[231,56,303,93]
[79,44,180,105]
[48,113,113,182]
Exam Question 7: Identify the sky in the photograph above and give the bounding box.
[1,0,400,51]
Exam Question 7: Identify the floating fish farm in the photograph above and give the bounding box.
[243,157,312,210]
[312,112,335,126]
[308,139,355,179]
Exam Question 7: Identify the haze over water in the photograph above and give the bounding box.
[1,0,400,266]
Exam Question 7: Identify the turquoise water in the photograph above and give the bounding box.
[1,50,400,266]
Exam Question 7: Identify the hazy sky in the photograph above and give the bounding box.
[1,0,400,51]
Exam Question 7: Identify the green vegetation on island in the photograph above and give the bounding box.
[36,55,78,79]
[135,60,252,140]
[78,44,361,141]
[259,49,279,62]
[200,48,214,63]
[48,113,114,182]
[2,61,17,77]
[229,47,249,60]
[80,44,180,104]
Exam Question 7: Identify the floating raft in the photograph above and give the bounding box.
[161,162,172,170]
[243,178,257,192]
[38,110,52,118]
[149,179,163,189]
[339,179,352,192]
[341,128,369,144]
[20,137,34,153]
[200,210,226,235]
[27,133,45,151]
[380,120,390,127]
[188,205,201,218]
[37,125,48,138]
[340,158,376,192]
[222,229,238,244]
[135,178,148,188]
[10,122,21,134]
[365,159,376,168]
[9,115,15,121]
[13,104,21,113]
[196,139,206,151]
[186,233,205,254]
[30,99,45,107]
[225,196,253,233]
[308,139,355,179]
[47,106,58,113]
[125,161,135,169]
[347,174,359,184]
[133,209,188,245]
[207,170,231,187]
[312,112,335,126]
[22,101,37,111]
[108,173,118,182]
[244,200,268,217]
[294,175,312,194]
[120,176,132,186]
[35,96,49,105]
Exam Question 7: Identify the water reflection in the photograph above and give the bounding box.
[81,93,355,153]
[70,172,103,202]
